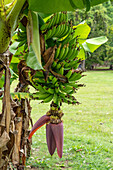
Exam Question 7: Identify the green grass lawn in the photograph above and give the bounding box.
[26,70,113,170]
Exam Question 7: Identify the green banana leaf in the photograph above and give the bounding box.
[73,21,91,44]
[82,36,108,53]
[26,11,43,70]
[28,0,112,14]
[29,0,84,13]
[27,45,43,70]
[9,41,19,54]
[77,47,85,60]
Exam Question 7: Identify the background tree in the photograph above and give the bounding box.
[69,1,113,69]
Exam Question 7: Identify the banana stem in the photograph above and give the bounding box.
[0,0,26,53]
[7,0,26,35]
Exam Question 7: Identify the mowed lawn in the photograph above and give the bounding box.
[26,70,113,170]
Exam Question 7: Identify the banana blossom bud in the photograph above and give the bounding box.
[28,115,63,158]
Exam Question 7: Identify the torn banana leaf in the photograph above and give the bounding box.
[27,11,43,70]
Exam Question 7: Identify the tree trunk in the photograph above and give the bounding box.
[0,51,32,169]
[81,60,86,71]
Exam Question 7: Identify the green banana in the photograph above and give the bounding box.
[66,94,77,102]
[69,72,82,81]
[40,22,50,32]
[61,11,68,23]
[70,60,79,68]
[67,26,74,35]
[57,23,66,38]
[16,36,27,42]
[59,92,72,104]
[73,63,80,70]
[33,92,50,100]
[32,84,45,93]
[54,44,61,59]
[62,93,78,105]
[55,12,60,25]
[58,91,65,98]
[54,24,62,37]
[18,30,27,38]
[54,11,68,25]
[55,87,59,93]
[52,60,58,68]
[64,59,79,68]
[58,45,66,60]
[61,43,69,60]
[43,86,55,94]
[64,47,74,60]
[63,11,68,22]
[48,75,54,81]
[52,77,58,84]
[61,34,72,46]
[54,81,59,87]
[69,37,77,47]
[67,72,77,81]
[60,24,69,38]
[24,43,28,51]
[65,70,73,79]
[33,70,44,78]
[61,98,72,104]
[58,66,64,75]
[43,94,54,103]
[45,26,56,40]
[47,15,55,30]
[59,12,64,23]
[45,29,53,40]
[18,39,27,47]
[64,82,83,89]
[68,47,79,60]
[52,13,58,26]
[56,63,62,70]
[17,33,27,41]
[53,93,59,106]
[51,25,57,37]
[59,84,73,94]
[33,77,46,84]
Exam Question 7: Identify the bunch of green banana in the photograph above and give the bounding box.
[69,72,82,82]
[33,70,45,78]
[57,92,79,105]
[16,28,27,49]
[27,11,85,107]
[41,12,68,32]
[44,23,73,40]
[59,83,74,94]
[54,43,80,63]
[32,91,54,103]
[64,59,79,69]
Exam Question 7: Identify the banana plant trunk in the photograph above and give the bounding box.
[0,51,32,169]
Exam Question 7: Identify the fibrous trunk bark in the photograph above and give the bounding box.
[0,51,32,169]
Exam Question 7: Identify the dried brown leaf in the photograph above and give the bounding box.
[40,33,45,55]
[0,159,5,168]
[43,46,56,71]
[0,131,10,148]
[50,70,67,83]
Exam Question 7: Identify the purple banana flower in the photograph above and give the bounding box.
[28,115,63,158]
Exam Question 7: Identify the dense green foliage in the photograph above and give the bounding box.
[68,1,113,69]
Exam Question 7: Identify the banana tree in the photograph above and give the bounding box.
[0,0,110,169]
